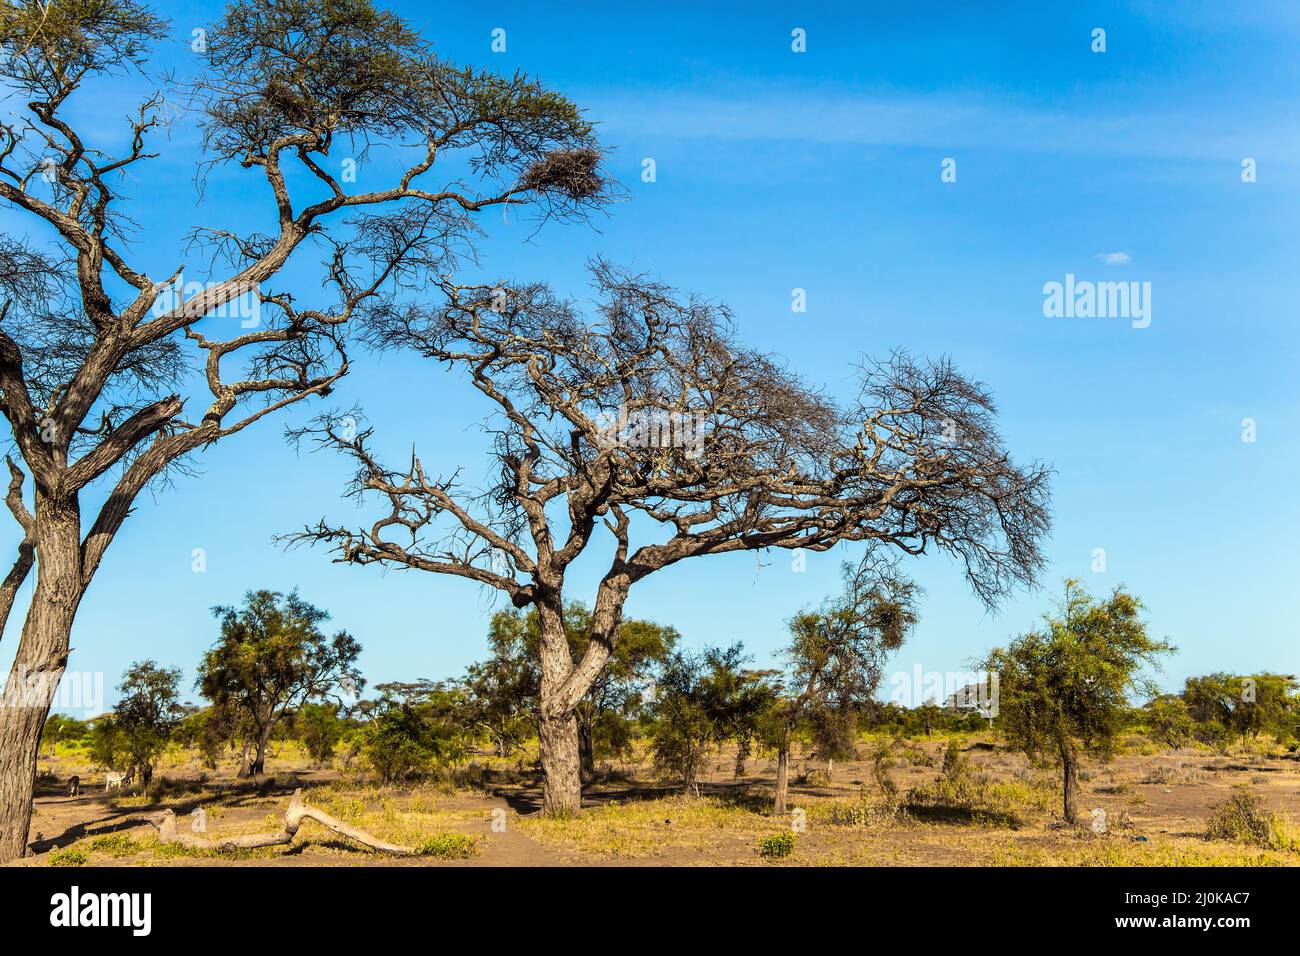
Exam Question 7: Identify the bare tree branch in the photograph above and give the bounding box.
[294,260,1052,814]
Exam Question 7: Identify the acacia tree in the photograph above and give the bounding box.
[296,702,347,765]
[985,580,1172,825]
[760,557,918,815]
[1183,672,1298,747]
[0,0,605,858]
[294,263,1051,815]
[1143,695,1193,749]
[649,643,756,794]
[196,589,362,777]
[90,659,183,788]
[361,681,471,783]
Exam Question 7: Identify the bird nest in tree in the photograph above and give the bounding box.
[522,148,604,200]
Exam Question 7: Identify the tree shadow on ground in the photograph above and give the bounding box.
[490,773,784,816]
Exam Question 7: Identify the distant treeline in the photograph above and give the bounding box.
[40,591,1300,795]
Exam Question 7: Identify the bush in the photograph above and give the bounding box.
[903,742,1023,828]
[757,832,796,858]
[1204,787,1294,851]
[362,701,438,783]
[869,738,899,798]
[941,739,970,780]
[49,847,88,867]
[299,702,345,764]
[415,832,480,859]
[361,690,469,783]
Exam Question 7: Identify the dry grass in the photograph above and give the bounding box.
[519,795,766,860]
[26,730,1300,868]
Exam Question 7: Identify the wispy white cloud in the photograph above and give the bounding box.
[1095,252,1132,265]
[583,86,1300,162]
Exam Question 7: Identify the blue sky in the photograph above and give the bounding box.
[3,1,1298,712]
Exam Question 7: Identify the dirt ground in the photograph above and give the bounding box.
[12,735,1300,867]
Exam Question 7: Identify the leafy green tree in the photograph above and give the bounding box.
[864,701,909,734]
[361,684,469,783]
[1183,673,1239,725]
[916,702,942,737]
[1183,673,1298,746]
[362,699,437,784]
[1144,695,1193,749]
[1236,674,1297,744]
[759,558,917,814]
[197,590,363,777]
[461,617,541,759]
[648,643,774,793]
[650,647,735,794]
[297,702,347,764]
[91,661,184,787]
[40,714,90,755]
[985,580,1172,825]
[697,650,775,779]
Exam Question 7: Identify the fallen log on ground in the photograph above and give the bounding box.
[145,788,418,855]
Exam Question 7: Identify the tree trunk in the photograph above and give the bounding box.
[577,714,595,784]
[538,709,582,816]
[236,738,254,778]
[533,581,627,816]
[1061,739,1080,825]
[0,499,83,862]
[773,746,790,816]
[734,736,750,778]
[537,598,582,816]
[251,723,273,777]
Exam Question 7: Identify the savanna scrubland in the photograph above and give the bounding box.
[22,724,1300,868]
[0,0,1295,883]
[18,583,1300,868]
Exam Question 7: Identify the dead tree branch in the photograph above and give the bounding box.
[144,789,418,855]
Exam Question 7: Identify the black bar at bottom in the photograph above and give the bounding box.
[0,865,1289,941]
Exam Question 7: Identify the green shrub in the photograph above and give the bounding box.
[363,702,437,783]
[299,702,346,764]
[49,847,88,867]
[414,832,480,859]
[757,832,795,858]
[1204,787,1294,851]
[361,693,467,783]
[900,742,934,767]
